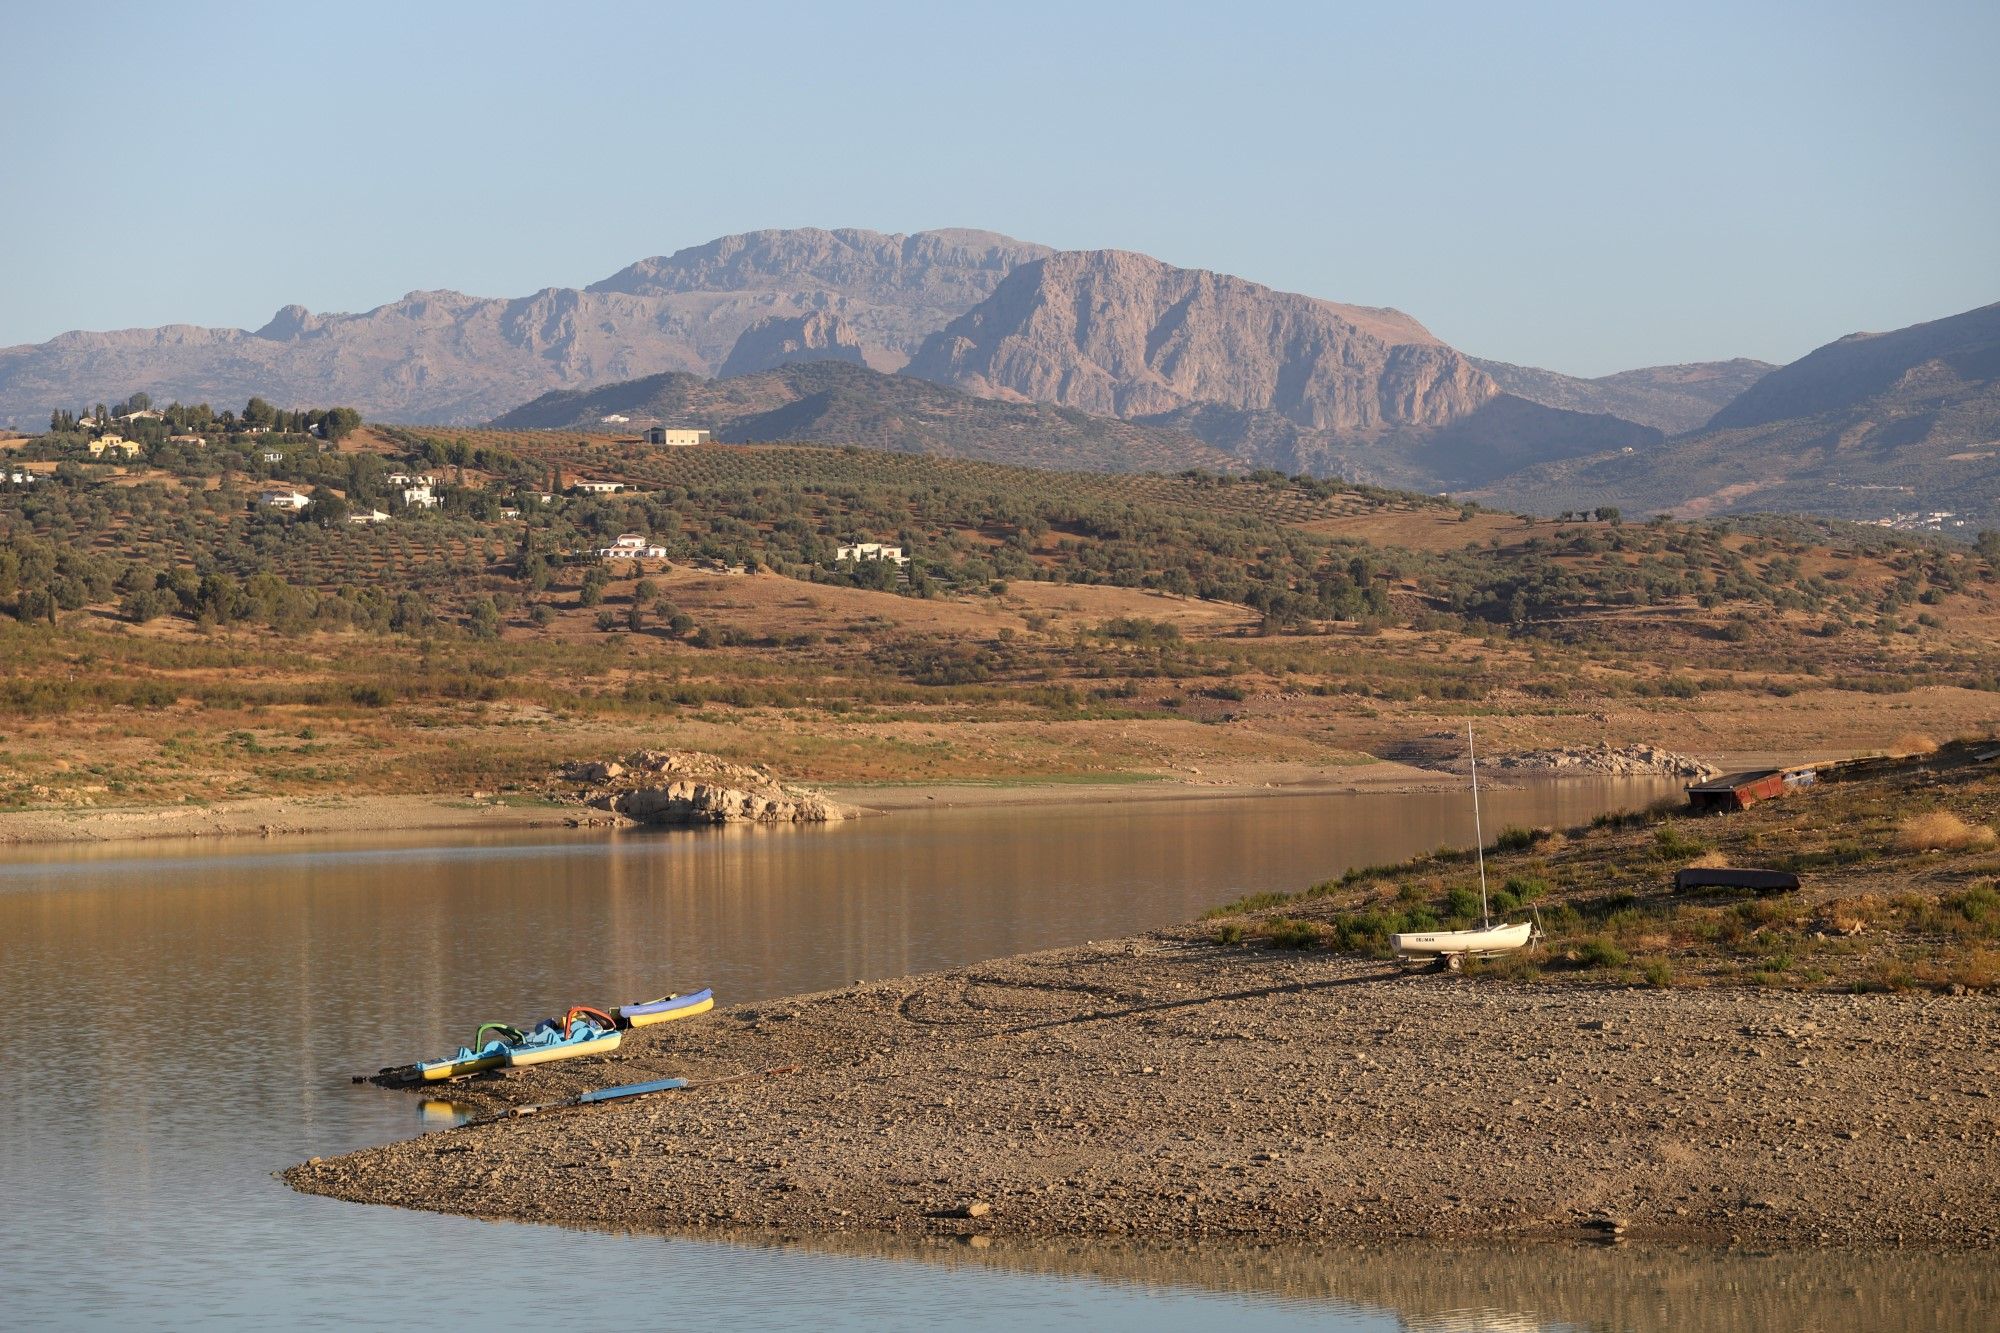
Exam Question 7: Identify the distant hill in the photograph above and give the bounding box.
[0,228,1048,427]
[490,361,1238,473]
[1474,301,2000,532]
[1471,357,1776,434]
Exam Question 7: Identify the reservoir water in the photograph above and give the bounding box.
[2,781,1989,1329]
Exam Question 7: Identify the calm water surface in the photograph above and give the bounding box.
[1,782,1989,1329]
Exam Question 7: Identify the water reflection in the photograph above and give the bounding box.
[794,1234,1998,1333]
[15,780,1980,1329]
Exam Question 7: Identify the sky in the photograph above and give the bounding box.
[1,0,1996,376]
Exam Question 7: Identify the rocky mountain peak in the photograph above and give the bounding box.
[905,249,1492,434]
[255,305,321,341]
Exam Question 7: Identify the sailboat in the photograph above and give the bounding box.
[1391,723,1538,968]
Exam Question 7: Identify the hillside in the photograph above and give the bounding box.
[1471,357,1775,434]
[0,228,1047,428]
[489,362,1237,472]
[0,419,1995,809]
[1477,301,2000,530]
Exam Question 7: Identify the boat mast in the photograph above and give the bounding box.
[1469,721,1489,927]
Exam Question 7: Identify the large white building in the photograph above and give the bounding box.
[595,533,669,560]
[837,541,908,565]
[260,489,311,511]
[643,427,711,447]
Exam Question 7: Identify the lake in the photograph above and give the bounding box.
[2,780,1989,1329]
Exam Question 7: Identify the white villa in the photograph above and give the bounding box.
[643,427,711,447]
[261,488,311,510]
[117,408,164,422]
[346,508,390,525]
[595,533,669,560]
[837,541,909,565]
[571,479,624,495]
[387,474,439,509]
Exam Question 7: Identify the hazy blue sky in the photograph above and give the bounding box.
[2,1,1995,374]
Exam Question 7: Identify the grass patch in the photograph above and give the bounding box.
[1894,810,1997,853]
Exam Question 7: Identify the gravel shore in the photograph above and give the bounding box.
[290,929,1999,1248]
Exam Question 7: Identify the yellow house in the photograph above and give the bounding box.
[87,434,142,458]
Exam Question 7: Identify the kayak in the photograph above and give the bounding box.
[615,988,715,1028]
[506,1006,622,1067]
[379,1022,522,1085]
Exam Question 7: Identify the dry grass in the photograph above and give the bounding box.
[1888,731,1941,757]
[1686,849,1732,869]
[1894,810,1998,853]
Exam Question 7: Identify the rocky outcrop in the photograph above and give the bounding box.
[1431,743,1719,780]
[718,311,869,378]
[904,250,1497,436]
[556,750,854,825]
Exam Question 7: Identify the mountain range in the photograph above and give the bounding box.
[5,226,1995,528]
[1474,301,2000,530]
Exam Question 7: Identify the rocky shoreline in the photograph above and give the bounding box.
[289,929,1998,1249]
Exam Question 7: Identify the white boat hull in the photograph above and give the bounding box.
[1390,921,1534,958]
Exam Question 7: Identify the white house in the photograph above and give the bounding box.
[499,507,521,519]
[261,488,311,510]
[4,469,36,485]
[346,508,390,525]
[261,450,284,463]
[643,427,711,447]
[595,533,669,560]
[837,541,909,565]
[385,472,436,486]
[571,479,624,495]
[118,408,164,422]
[400,482,438,509]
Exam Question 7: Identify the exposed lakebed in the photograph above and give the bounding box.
[5,780,1990,1328]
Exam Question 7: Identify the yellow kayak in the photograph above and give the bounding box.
[616,988,715,1028]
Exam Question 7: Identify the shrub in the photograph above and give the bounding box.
[1213,922,1245,946]
[1265,918,1321,949]
[1444,886,1484,921]
[1894,811,1997,853]
[1653,823,1710,859]
[1576,936,1629,968]
[1642,957,1674,988]
[1494,825,1537,852]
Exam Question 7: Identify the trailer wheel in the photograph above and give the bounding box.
[1445,953,1465,972]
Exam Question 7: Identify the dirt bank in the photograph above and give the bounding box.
[289,931,1998,1248]
[0,794,598,846]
